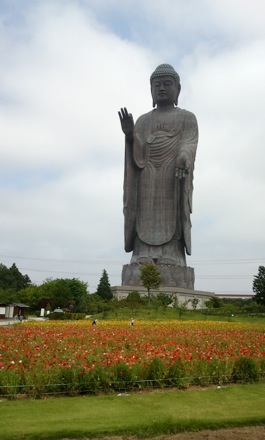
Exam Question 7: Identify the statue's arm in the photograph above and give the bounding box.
[121,108,137,252]
[118,107,134,143]
[176,112,198,179]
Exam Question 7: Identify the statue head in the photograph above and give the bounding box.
[150,64,181,108]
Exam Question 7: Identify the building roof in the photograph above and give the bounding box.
[216,294,254,298]
[0,302,29,307]
[13,303,30,308]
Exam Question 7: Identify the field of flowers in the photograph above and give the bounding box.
[1,320,265,398]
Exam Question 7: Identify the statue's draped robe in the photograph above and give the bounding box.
[123,107,198,259]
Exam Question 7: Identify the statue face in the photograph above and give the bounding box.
[151,75,180,107]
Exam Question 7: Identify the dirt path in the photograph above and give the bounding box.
[63,425,265,440]
[146,426,265,439]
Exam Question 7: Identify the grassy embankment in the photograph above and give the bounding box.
[91,306,265,325]
[1,383,265,440]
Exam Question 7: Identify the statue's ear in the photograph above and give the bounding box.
[175,83,181,106]
[151,86,156,108]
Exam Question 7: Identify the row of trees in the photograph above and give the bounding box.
[1,262,265,314]
[0,264,113,313]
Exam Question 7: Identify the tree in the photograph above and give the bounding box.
[171,294,190,319]
[0,287,17,303]
[253,266,265,306]
[151,296,163,317]
[96,269,113,301]
[177,299,190,319]
[191,298,199,310]
[0,263,32,293]
[140,263,162,306]
[205,296,222,309]
[37,278,88,310]
[16,285,43,309]
[126,290,142,315]
[79,293,104,314]
[9,263,32,291]
[156,292,172,311]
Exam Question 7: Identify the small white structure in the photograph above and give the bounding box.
[53,307,64,313]
[0,302,30,319]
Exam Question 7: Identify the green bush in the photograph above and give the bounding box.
[0,370,23,398]
[23,369,60,399]
[146,357,167,387]
[166,360,191,389]
[111,361,136,390]
[232,356,259,383]
[48,312,86,320]
[258,358,265,380]
[191,358,234,387]
[64,313,86,320]
[48,312,66,320]
[87,365,111,393]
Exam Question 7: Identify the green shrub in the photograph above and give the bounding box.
[191,360,213,386]
[111,361,136,390]
[259,358,265,380]
[146,357,167,387]
[48,312,66,320]
[166,360,191,389]
[0,371,23,398]
[64,313,86,320]
[192,358,234,387]
[232,356,259,383]
[48,312,86,320]
[56,367,83,396]
[87,365,111,394]
[23,369,60,398]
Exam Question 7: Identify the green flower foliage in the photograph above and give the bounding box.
[232,356,259,383]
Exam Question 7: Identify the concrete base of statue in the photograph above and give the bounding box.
[111,284,215,310]
[122,263,195,289]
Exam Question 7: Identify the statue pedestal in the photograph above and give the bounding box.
[122,263,195,289]
[111,284,215,309]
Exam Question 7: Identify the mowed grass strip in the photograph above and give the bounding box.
[1,384,265,440]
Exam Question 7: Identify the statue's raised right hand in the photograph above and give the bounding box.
[118,108,134,138]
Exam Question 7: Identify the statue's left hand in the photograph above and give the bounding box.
[176,154,190,179]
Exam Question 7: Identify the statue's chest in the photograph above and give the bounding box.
[150,111,180,133]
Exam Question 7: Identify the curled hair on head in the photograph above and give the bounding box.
[150,63,180,85]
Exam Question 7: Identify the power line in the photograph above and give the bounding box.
[196,275,252,279]
[0,254,264,265]
[19,268,106,276]
[16,267,255,280]
[192,259,264,265]
[0,254,126,264]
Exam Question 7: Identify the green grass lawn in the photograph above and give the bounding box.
[93,306,265,325]
[1,384,265,440]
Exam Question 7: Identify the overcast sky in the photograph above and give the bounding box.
[0,0,264,295]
